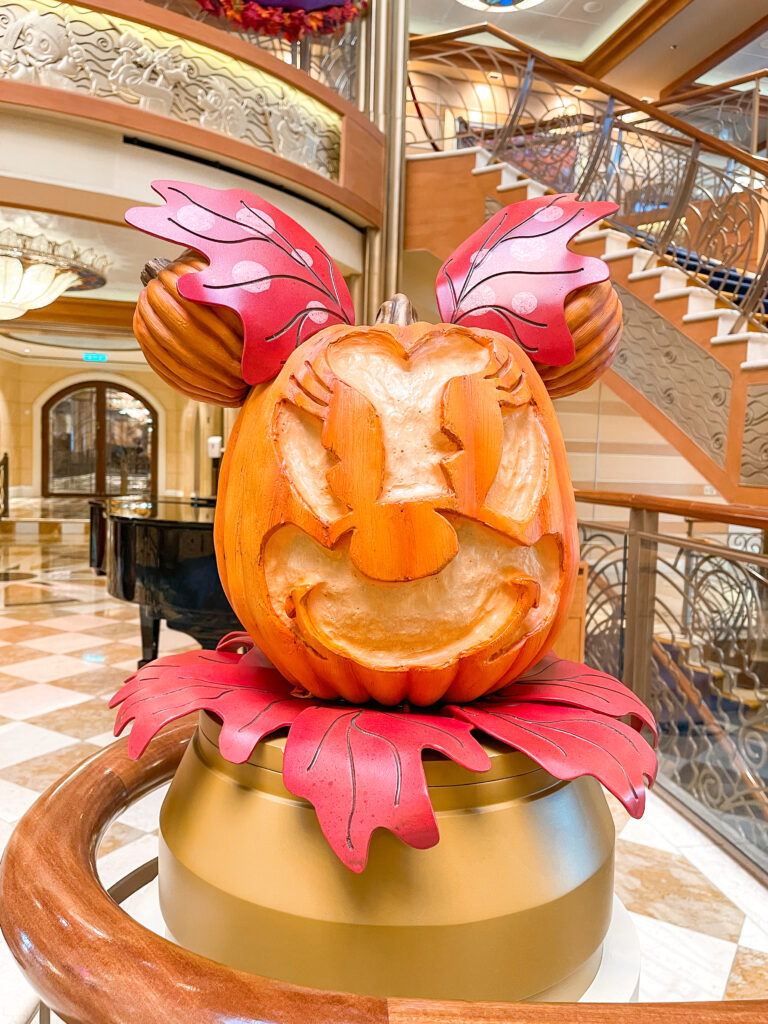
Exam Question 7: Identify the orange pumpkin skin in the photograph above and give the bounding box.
[133,253,248,407]
[215,320,579,707]
[534,281,623,399]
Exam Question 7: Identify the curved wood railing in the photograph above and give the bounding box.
[1,715,768,1021]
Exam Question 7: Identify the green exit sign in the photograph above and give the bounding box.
[83,352,107,362]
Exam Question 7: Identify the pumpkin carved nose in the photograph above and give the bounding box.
[348,503,458,582]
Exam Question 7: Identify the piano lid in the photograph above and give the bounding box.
[99,496,218,525]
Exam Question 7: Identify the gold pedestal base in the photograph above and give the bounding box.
[159,712,615,1003]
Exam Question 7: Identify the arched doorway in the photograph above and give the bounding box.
[42,382,157,497]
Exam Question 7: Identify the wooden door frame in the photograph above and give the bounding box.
[42,381,158,498]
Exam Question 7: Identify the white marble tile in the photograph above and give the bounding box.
[0,723,75,770]
[158,628,200,653]
[96,833,159,890]
[113,658,141,672]
[640,792,715,849]
[0,778,41,822]
[85,730,119,748]
[619,813,679,854]
[35,614,114,632]
[739,915,768,955]
[23,632,108,655]
[630,912,737,1002]
[0,935,38,1024]
[0,818,13,854]
[681,841,768,927]
[117,783,169,833]
[0,618,31,631]
[0,683,91,720]
[0,655,96,683]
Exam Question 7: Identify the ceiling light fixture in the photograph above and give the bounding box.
[456,0,545,13]
[0,212,108,321]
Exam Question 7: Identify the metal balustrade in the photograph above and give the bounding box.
[407,25,768,331]
[575,490,768,877]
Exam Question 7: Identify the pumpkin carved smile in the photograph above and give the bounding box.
[216,320,579,705]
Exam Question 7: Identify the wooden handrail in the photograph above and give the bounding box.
[574,489,768,530]
[409,23,768,178]
[1,720,768,1020]
[655,70,768,107]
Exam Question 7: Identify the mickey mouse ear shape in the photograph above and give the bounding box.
[435,194,618,367]
[126,181,355,385]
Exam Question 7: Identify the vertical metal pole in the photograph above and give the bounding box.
[751,76,761,158]
[622,507,659,707]
[362,0,409,321]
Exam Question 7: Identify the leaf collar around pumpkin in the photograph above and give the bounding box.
[111,637,657,872]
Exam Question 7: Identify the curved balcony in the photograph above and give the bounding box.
[0,0,384,227]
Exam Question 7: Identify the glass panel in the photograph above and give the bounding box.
[104,389,154,496]
[47,388,97,494]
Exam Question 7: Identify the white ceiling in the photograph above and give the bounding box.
[699,30,768,87]
[410,0,647,62]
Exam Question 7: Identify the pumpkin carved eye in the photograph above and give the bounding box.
[218,321,577,707]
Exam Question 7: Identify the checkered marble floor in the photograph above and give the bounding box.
[1,534,768,1020]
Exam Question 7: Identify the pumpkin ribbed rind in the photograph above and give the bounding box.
[133,253,249,407]
[534,281,623,399]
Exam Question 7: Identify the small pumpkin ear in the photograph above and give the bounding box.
[435,193,618,368]
[126,181,355,385]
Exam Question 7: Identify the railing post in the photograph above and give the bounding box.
[655,139,701,258]
[0,452,8,519]
[622,507,659,707]
[575,96,615,198]
[489,53,535,164]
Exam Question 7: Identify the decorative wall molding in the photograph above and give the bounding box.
[0,0,341,180]
[612,284,732,468]
[741,383,768,488]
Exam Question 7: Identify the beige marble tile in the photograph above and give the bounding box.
[0,722,76,771]
[631,912,737,1002]
[0,740,100,791]
[0,617,31,630]
[0,683,91,720]
[26,698,119,740]
[23,632,109,655]
[52,666,130,697]
[0,654,100,683]
[0,624,61,644]
[0,777,40,823]
[614,838,745,942]
[0,646,47,669]
[98,820,146,857]
[725,947,768,999]
[603,789,630,833]
[37,614,124,632]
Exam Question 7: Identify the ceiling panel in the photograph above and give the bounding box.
[409,0,648,62]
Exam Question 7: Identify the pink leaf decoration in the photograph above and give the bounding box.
[494,652,658,743]
[435,193,618,366]
[282,707,491,872]
[125,181,355,384]
[447,702,657,818]
[109,647,308,763]
[111,641,656,870]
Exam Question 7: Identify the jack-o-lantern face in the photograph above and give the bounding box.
[216,320,578,706]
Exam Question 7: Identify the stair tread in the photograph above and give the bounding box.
[683,308,741,324]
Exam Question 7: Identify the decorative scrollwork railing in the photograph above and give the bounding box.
[407,25,768,331]
[576,490,768,875]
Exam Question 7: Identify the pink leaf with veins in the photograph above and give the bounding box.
[446,701,657,818]
[436,193,618,365]
[125,180,354,384]
[109,647,309,763]
[110,644,656,870]
[491,651,659,743]
[282,706,491,872]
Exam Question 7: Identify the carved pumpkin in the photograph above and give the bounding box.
[215,303,579,706]
[133,251,248,407]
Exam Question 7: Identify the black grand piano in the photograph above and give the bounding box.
[90,497,242,667]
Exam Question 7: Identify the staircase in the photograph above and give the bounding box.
[405,148,768,505]
[405,24,768,505]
